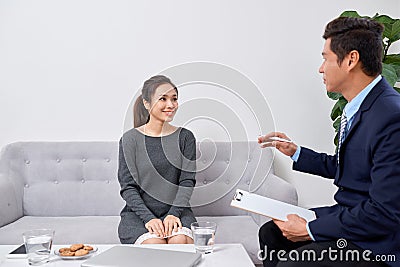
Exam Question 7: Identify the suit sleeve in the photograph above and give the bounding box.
[118,138,157,224]
[168,130,197,218]
[308,113,400,241]
[293,147,337,179]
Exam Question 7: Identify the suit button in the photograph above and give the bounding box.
[339,186,344,191]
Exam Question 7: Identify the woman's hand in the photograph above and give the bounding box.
[163,215,182,237]
[145,218,165,237]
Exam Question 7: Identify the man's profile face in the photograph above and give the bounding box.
[319,38,348,94]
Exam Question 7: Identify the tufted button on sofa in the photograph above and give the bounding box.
[0,141,298,264]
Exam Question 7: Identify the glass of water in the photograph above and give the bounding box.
[191,221,217,254]
[23,229,54,265]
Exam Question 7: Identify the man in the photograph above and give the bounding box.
[258,17,400,266]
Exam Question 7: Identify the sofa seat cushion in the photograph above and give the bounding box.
[197,215,264,264]
[0,216,120,244]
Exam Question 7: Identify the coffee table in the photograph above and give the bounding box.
[0,243,255,266]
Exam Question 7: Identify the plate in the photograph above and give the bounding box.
[54,245,98,260]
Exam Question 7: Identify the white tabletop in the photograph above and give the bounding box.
[0,243,255,267]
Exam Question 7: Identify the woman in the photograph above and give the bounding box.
[118,75,197,245]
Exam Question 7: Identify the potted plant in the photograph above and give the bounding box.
[328,11,400,147]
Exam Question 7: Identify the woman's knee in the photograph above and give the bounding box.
[167,235,190,244]
[141,238,167,244]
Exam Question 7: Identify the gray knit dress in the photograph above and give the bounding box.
[117,127,197,244]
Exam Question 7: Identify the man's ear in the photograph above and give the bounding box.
[347,50,359,69]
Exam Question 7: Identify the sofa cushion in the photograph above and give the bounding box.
[24,180,123,216]
[2,142,124,216]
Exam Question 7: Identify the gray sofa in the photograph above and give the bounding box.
[0,141,297,264]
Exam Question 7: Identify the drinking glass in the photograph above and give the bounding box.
[191,221,217,254]
[23,229,54,265]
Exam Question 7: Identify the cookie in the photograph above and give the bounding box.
[74,249,89,256]
[70,244,84,252]
[83,245,93,251]
[58,247,71,253]
[60,250,75,256]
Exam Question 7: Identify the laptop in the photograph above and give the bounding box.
[81,245,202,267]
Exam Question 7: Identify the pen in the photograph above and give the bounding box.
[260,136,293,145]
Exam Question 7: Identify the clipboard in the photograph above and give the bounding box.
[230,189,316,222]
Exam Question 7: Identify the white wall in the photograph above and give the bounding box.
[1,0,399,208]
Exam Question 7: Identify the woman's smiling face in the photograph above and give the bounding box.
[145,83,178,124]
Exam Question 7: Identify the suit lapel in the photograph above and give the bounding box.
[343,79,386,144]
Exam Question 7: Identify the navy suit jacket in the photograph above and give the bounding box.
[293,78,400,266]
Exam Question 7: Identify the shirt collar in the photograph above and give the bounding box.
[344,75,382,120]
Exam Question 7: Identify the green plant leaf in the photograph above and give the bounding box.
[374,15,397,41]
[330,97,347,121]
[374,15,396,24]
[386,19,400,43]
[327,92,342,100]
[384,54,400,65]
[392,65,400,81]
[382,63,398,86]
[340,11,361,18]
[384,55,400,80]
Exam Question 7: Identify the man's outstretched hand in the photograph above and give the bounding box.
[258,132,298,157]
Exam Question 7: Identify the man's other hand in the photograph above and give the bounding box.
[273,214,312,242]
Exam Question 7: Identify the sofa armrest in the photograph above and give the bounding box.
[0,174,23,227]
[250,173,298,227]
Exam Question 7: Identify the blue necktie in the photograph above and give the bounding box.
[337,111,348,165]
